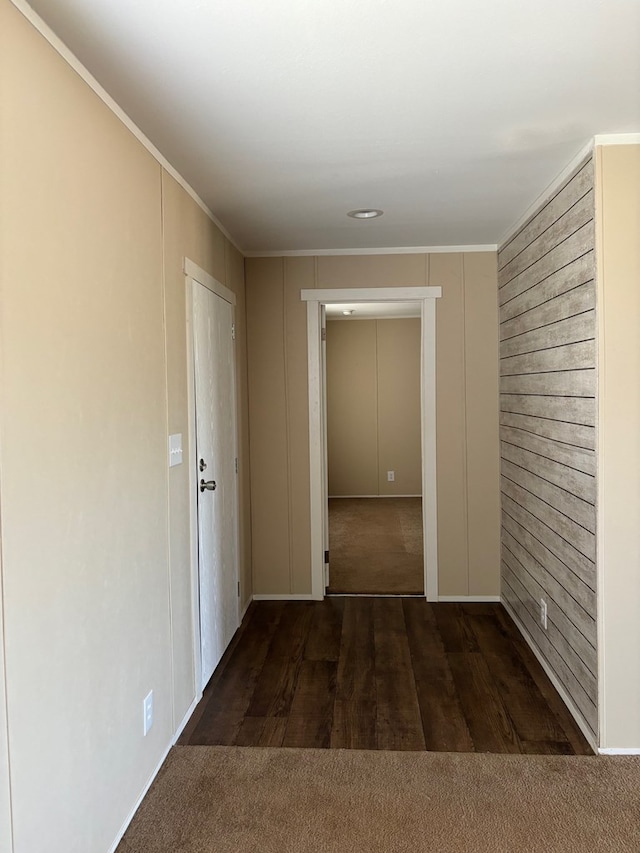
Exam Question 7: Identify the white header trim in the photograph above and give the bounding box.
[302,287,441,303]
[10,0,242,254]
[246,244,497,258]
[594,133,640,147]
[184,259,236,306]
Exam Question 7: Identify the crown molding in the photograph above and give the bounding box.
[498,138,595,251]
[244,244,497,258]
[10,0,243,254]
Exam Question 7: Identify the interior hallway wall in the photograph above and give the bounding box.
[327,318,422,497]
[0,2,250,850]
[245,252,501,598]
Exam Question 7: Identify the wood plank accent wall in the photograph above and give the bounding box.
[498,155,597,741]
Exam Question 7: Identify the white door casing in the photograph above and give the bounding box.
[301,287,442,601]
[321,305,329,589]
[187,262,240,692]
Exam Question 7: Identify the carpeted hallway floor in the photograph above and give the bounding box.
[328,497,423,594]
[117,746,640,852]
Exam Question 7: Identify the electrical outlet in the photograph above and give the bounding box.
[540,598,548,630]
[143,690,154,736]
[387,470,395,482]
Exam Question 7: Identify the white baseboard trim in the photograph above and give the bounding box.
[438,595,501,602]
[598,747,640,755]
[173,694,201,744]
[107,690,203,852]
[327,593,424,598]
[501,597,598,753]
[107,739,173,853]
[252,593,320,601]
[240,596,253,621]
[328,494,422,499]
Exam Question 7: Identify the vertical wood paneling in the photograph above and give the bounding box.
[327,319,422,498]
[376,319,422,496]
[226,240,253,607]
[464,253,501,596]
[245,259,291,594]
[326,320,379,496]
[431,254,469,595]
[498,155,597,741]
[246,251,500,599]
[284,258,315,594]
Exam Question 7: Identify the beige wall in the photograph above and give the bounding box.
[327,318,422,496]
[0,3,250,851]
[245,252,501,597]
[596,143,640,749]
[0,547,10,853]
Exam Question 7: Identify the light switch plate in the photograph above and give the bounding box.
[143,690,154,736]
[169,433,183,467]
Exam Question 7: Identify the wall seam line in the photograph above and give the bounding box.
[462,255,471,595]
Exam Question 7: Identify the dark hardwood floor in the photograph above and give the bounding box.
[180,599,592,754]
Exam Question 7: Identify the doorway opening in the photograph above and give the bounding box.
[301,286,442,601]
[325,303,423,595]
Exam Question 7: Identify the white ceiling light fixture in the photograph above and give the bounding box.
[347,209,384,219]
[342,309,355,315]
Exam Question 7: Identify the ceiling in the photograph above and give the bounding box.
[25,0,640,254]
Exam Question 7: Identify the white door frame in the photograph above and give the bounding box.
[301,286,442,601]
[184,258,240,694]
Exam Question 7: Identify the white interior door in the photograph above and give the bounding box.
[192,280,239,689]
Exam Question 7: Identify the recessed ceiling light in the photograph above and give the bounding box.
[347,209,384,219]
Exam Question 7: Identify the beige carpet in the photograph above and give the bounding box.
[117,746,640,852]
[328,497,423,594]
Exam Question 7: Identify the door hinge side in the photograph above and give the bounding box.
[231,323,236,341]
[237,581,240,598]
[324,550,329,563]
[321,327,327,342]
[235,457,238,474]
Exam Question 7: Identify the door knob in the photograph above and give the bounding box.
[200,479,217,492]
